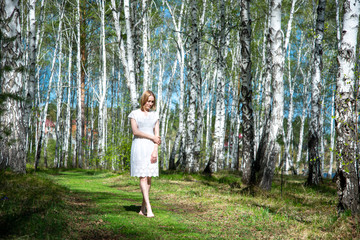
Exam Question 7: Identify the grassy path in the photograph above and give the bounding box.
[1,169,359,239]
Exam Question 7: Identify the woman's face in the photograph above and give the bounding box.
[144,95,155,111]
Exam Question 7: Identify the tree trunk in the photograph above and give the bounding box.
[142,0,150,91]
[306,0,326,186]
[111,0,134,105]
[54,26,63,168]
[328,86,335,177]
[296,68,310,173]
[207,0,226,173]
[24,0,37,160]
[98,0,107,167]
[75,0,83,168]
[63,36,73,168]
[239,0,254,185]
[335,0,360,216]
[255,0,284,190]
[34,9,64,170]
[0,0,26,173]
[124,0,138,109]
[185,0,201,173]
[166,0,186,170]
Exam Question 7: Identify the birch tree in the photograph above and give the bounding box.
[24,0,37,157]
[142,0,150,91]
[254,0,284,190]
[124,0,138,109]
[166,0,186,170]
[185,0,201,173]
[296,67,310,172]
[111,0,138,109]
[306,0,326,186]
[98,0,108,166]
[34,7,64,170]
[75,0,83,168]
[63,32,73,168]
[328,86,335,177]
[335,0,360,216]
[239,0,254,184]
[0,0,26,173]
[54,27,64,168]
[205,0,226,173]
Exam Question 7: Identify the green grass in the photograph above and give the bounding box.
[0,169,359,239]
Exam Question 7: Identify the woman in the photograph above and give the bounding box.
[128,90,160,218]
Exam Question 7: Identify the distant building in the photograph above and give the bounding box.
[44,119,55,139]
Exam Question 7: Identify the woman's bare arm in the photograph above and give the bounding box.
[151,120,160,163]
[130,118,161,144]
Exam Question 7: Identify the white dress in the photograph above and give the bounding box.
[128,109,159,177]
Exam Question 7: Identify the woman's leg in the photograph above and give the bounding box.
[146,177,154,217]
[139,177,147,215]
[139,196,146,216]
[139,177,154,217]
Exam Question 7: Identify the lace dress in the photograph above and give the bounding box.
[128,109,159,177]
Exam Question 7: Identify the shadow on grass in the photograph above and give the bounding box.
[1,169,202,239]
[0,171,70,239]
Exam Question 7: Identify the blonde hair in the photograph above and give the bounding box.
[140,90,156,111]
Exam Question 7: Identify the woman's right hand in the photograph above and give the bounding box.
[152,136,161,145]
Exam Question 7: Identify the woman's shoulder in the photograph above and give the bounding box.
[131,109,142,114]
[128,109,141,118]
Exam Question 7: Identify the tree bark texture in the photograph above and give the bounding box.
[98,0,107,166]
[166,0,186,170]
[255,0,284,190]
[0,0,26,173]
[185,0,200,173]
[335,0,360,216]
[124,0,138,109]
[307,0,326,186]
[207,0,226,173]
[239,0,254,185]
[24,0,37,159]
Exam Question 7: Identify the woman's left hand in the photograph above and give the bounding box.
[150,152,158,164]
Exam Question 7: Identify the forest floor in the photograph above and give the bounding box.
[0,168,359,239]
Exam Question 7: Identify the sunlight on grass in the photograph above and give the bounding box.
[1,169,359,239]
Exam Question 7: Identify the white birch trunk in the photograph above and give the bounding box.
[307,0,326,186]
[320,93,325,174]
[283,0,296,53]
[63,36,73,168]
[257,0,284,190]
[296,68,310,173]
[157,49,164,114]
[284,43,295,173]
[142,0,150,91]
[75,0,83,168]
[335,0,360,215]
[110,0,136,105]
[24,0,37,157]
[54,27,63,168]
[35,10,64,170]
[209,0,226,173]
[257,1,272,149]
[328,86,335,177]
[335,0,341,49]
[185,0,200,173]
[124,0,138,109]
[0,0,26,173]
[240,0,254,184]
[98,0,108,167]
[166,0,186,170]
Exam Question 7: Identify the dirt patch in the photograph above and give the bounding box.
[63,193,128,239]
